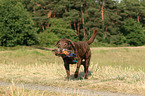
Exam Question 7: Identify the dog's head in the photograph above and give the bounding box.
[56,39,75,53]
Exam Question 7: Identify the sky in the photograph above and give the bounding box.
[117,0,121,3]
[113,0,122,3]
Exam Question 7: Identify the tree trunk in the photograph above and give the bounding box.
[137,11,140,22]
[74,22,77,33]
[53,12,55,17]
[81,3,86,39]
[42,25,44,30]
[47,10,52,18]
[77,22,80,33]
[101,4,104,21]
[101,0,104,34]
[68,0,70,11]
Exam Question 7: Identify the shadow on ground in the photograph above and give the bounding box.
[67,71,92,80]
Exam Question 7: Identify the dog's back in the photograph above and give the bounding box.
[74,41,90,58]
[74,29,97,58]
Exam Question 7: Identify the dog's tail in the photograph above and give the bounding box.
[87,29,97,45]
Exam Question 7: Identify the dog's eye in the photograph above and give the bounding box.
[64,43,67,46]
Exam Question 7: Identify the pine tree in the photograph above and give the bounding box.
[63,0,101,40]
[19,0,145,46]
[119,0,145,23]
[139,0,145,27]
[98,0,122,43]
[122,18,145,46]
[20,0,55,31]
[83,5,102,40]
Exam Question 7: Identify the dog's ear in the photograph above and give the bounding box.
[66,39,76,51]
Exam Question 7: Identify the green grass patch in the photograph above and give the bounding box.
[91,47,145,71]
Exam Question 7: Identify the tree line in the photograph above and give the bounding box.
[0,0,145,47]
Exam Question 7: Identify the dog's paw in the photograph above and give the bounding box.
[84,76,88,79]
[74,73,78,78]
[64,78,70,81]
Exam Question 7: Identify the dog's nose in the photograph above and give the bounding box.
[58,48,63,53]
[58,49,67,53]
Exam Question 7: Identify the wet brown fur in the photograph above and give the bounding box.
[55,29,97,80]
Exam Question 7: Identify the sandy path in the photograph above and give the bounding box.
[0,81,144,96]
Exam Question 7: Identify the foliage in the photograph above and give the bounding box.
[122,18,145,46]
[0,0,38,47]
[38,18,77,47]
[47,18,77,41]
[38,32,59,47]
[1,0,145,47]
[110,34,126,45]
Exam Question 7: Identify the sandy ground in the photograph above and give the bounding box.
[0,81,144,96]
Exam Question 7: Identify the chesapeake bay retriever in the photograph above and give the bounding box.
[55,29,97,80]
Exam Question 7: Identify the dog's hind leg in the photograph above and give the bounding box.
[83,58,90,79]
[84,53,91,79]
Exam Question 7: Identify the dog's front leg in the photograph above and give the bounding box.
[64,63,70,80]
[74,58,81,78]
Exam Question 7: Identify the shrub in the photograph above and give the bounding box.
[38,32,59,47]
[0,0,38,47]
[47,27,77,41]
[110,34,126,45]
[48,18,78,41]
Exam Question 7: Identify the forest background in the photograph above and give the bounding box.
[1,0,145,47]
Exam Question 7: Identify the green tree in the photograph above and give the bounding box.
[140,0,145,27]
[0,0,38,47]
[20,0,55,31]
[19,0,145,46]
[83,7,102,40]
[97,0,122,44]
[63,9,80,38]
[119,0,145,23]
[63,0,101,41]
[122,18,145,46]
[47,18,77,41]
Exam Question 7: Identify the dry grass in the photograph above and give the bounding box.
[0,62,145,95]
[0,46,145,95]
[0,83,47,96]
[91,47,145,71]
[0,81,79,96]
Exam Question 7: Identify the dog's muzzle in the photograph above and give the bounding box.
[58,48,67,53]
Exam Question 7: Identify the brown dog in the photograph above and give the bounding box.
[55,29,97,80]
